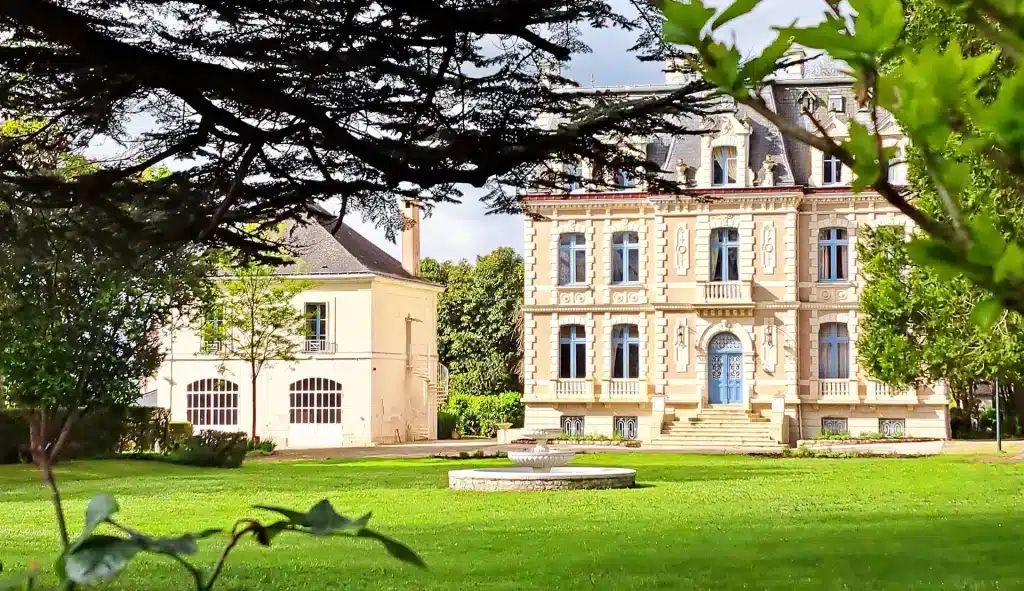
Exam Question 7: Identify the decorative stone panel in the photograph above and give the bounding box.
[674,318,689,372]
[675,223,690,276]
[762,324,777,373]
[760,221,776,274]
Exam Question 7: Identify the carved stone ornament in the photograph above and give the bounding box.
[675,223,689,275]
[760,221,776,274]
[756,154,777,187]
[762,324,777,373]
[674,320,689,372]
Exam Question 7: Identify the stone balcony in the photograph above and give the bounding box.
[600,379,649,403]
[815,378,860,403]
[549,378,597,402]
[865,380,919,404]
[694,280,754,315]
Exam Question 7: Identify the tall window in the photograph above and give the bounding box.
[305,303,328,352]
[823,153,843,185]
[558,233,586,285]
[818,228,849,281]
[611,231,640,284]
[819,322,850,379]
[612,324,640,379]
[613,170,635,189]
[710,228,740,281]
[559,325,587,379]
[712,146,738,186]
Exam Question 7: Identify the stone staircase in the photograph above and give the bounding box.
[648,406,787,453]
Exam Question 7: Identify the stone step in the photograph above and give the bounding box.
[657,431,776,440]
[681,418,771,425]
[644,442,787,453]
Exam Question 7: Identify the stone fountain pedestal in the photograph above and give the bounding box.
[447,429,636,491]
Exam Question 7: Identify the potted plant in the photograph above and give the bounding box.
[452,427,462,440]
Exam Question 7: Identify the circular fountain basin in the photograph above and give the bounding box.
[448,467,637,491]
[506,450,577,471]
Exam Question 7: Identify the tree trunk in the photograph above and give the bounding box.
[251,372,257,440]
[27,409,71,549]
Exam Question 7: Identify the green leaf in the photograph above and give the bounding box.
[994,242,1024,284]
[905,238,967,280]
[64,535,139,584]
[356,529,426,568]
[132,529,222,555]
[255,500,371,536]
[967,213,1005,265]
[84,494,119,534]
[848,0,904,53]
[662,0,716,46]
[710,0,759,31]
[971,297,1003,331]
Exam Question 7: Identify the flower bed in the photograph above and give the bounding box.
[799,437,941,446]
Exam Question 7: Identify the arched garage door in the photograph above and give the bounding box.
[286,378,343,448]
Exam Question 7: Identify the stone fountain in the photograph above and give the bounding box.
[448,429,636,491]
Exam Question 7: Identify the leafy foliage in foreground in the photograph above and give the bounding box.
[2,494,422,590]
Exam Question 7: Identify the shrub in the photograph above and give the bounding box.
[167,421,194,449]
[246,437,277,454]
[437,409,457,439]
[813,431,852,441]
[0,407,170,463]
[441,391,523,437]
[167,430,247,468]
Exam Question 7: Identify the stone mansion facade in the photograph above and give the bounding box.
[520,65,950,448]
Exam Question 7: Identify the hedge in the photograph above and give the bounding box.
[0,406,170,464]
[441,391,523,437]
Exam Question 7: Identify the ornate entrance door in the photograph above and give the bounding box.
[708,332,743,405]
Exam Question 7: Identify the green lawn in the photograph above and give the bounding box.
[2,454,1023,590]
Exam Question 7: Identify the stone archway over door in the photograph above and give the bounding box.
[707,332,743,404]
[286,378,344,449]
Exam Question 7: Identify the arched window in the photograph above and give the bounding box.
[823,153,843,185]
[611,324,641,379]
[818,228,849,281]
[611,231,640,284]
[710,228,740,282]
[289,378,343,424]
[558,233,586,285]
[559,325,587,379]
[186,379,239,427]
[712,146,737,186]
[819,323,850,379]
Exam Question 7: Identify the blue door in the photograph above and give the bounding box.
[708,332,743,404]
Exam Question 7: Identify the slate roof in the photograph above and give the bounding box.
[277,217,429,284]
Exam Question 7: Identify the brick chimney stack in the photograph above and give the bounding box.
[401,200,421,277]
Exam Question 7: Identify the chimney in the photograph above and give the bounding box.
[401,200,421,277]
[782,48,806,79]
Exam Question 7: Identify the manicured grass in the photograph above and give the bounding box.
[2,454,1023,590]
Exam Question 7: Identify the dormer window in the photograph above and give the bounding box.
[828,95,845,113]
[566,161,580,191]
[712,146,738,186]
[798,91,815,113]
[823,153,843,185]
[613,170,635,189]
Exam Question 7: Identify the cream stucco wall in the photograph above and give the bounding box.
[151,275,442,448]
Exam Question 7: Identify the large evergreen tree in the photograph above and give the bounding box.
[0,0,712,255]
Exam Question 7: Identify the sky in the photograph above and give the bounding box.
[348,0,835,263]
